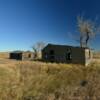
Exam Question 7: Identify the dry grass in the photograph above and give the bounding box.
[93,52,100,59]
[0,53,99,99]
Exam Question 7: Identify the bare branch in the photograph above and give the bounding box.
[32,41,46,59]
[77,15,100,48]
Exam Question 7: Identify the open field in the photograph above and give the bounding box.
[0,52,99,100]
[93,52,100,59]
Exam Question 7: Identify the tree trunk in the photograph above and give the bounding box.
[86,32,89,48]
[80,35,83,47]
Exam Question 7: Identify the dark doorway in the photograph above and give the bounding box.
[66,52,72,60]
[49,50,54,55]
[66,48,72,62]
[49,50,55,62]
[28,54,31,58]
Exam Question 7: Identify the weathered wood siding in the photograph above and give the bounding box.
[42,44,92,65]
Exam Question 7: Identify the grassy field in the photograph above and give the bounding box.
[0,52,99,100]
[93,52,100,59]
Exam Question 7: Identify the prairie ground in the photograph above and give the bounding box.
[0,52,99,100]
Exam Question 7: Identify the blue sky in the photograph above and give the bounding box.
[0,0,100,51]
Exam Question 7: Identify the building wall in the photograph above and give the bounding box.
[71,47,85,65]
[22,52,34,60]
[9,52,34,61]
[10,53,22,60]
[42,45,86,65]
[84,49,93,66]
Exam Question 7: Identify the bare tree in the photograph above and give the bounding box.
[32,42,46,59]
[77,16,100,48]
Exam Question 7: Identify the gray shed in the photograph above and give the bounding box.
[42,44,93,66]
[9,51,34,61]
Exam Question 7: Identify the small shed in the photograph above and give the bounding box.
[42,44,93,66]
[9,51,34,61]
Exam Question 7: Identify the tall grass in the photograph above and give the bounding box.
[0,61,100,100]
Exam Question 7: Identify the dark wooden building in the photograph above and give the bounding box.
[9,51,34,60]
[42,44,93,66]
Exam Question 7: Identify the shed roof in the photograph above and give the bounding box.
[43,44,89,50]
[11,51,23,53]
[10,50,33,54]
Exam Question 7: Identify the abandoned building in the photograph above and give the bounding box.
[9,51,34,60]
[42,44,93,65]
